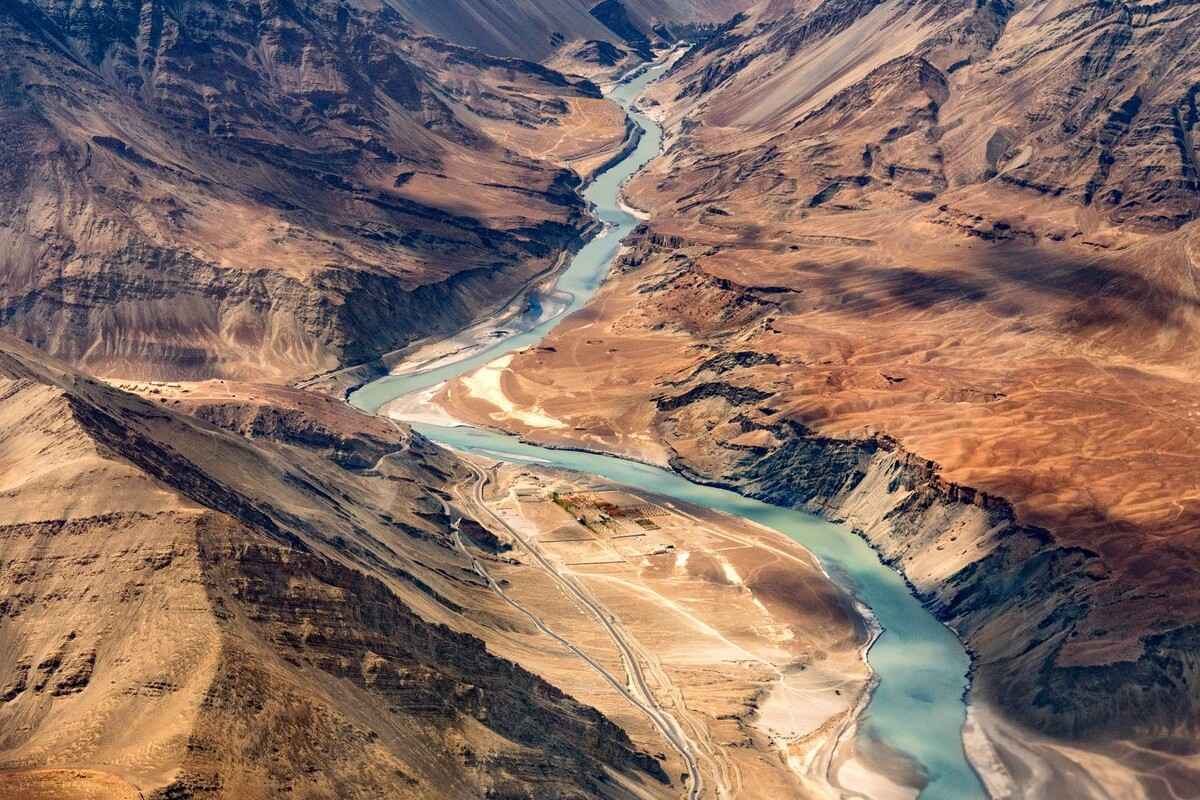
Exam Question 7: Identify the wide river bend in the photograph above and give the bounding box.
[351,58,987,800]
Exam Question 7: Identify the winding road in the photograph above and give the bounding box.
[452,458,707,800]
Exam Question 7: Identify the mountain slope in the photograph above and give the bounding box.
[0,0,631,381]
[664,0,1200,228]
[0,334,669,799]
[389,0,755,61]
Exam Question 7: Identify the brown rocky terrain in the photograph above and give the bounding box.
[390,0,754,62]
[429,0,1200,795]
[114,378,423,469]
[0,334,674,798]
[450,464,886,798]
[0,0,640,381]
[652,0,1200,225]
[6,0,1200,796]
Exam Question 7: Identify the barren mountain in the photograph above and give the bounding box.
[0,0,637,381]
[431,0,1200,795]
[0,334,670,798]
[7,0,1200,796]
[665,0,1200,228]
[390,0,755,62]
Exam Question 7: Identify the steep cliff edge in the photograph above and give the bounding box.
[666,419,1199,742]
[0,335,670,798]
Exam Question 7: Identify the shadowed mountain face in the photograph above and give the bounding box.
[0,0,631,380]
[0,334,669,798]
[388,0,754,61]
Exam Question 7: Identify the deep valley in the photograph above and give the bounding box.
[2,1,1199,799]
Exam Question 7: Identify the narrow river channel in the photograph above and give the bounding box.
[350,57,987,800]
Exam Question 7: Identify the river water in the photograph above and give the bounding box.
[348,66,664,412]
[350,59,986,800]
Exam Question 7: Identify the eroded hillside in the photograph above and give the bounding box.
[0,0,635,380]
[390,0,755,61]
[0,335,671,799]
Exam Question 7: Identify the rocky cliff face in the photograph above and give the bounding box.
[664,415,1199,742]
[623,1,1200,748]
[662,0,1200,229]
[386,0,755,62]
[0,0,628,380]
[0,335,669,798]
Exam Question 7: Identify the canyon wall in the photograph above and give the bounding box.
[0,0,625,380]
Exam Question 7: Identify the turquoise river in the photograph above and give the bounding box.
[350,57,987,800]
